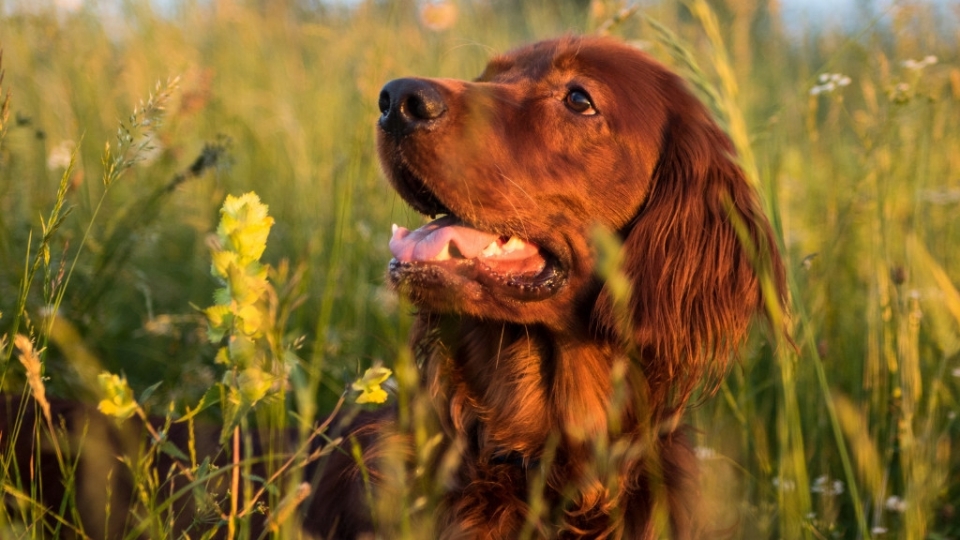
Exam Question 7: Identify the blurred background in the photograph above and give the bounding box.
[1,0,958,537]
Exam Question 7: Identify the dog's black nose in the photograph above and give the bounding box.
[378,78,447,138]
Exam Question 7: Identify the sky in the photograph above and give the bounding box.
[23,0,960,32]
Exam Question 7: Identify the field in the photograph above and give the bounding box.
[1,0,959,538]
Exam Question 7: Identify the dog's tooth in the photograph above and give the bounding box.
[481,240,501,257]
[392,223,398,235]
[502,237,526,253]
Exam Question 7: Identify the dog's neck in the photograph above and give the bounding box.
[412,312,624,462]
[411,312,686,538]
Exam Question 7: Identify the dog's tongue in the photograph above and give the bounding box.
[389,215,545,273]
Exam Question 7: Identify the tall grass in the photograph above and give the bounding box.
[1,0,958,538]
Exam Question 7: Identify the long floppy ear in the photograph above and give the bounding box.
[596,81,786,414]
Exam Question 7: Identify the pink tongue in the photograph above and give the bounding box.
[390,216,499,262]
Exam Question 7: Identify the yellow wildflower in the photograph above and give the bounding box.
[216,192,274,266]
[97,372,138,420]
[352,366,393,404]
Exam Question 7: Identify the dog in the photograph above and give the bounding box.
[306,35,786,539]
[0,35,785,539]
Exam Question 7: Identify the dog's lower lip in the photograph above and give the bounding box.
[388,257,565,301]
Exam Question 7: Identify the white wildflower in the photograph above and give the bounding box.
[811,73,851,96]
[885,495,907,512]
[773,477,796,492]
[694,446,717,460]
[811,475,827,492]
[47,140,75,170]
[811,475,845,495]
[903,55,938,70]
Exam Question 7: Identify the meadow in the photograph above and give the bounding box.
[1,0,959,538]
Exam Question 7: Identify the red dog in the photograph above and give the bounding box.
[0,35,784,540]
[308,35,786,539]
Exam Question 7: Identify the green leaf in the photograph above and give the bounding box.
[220,386,253,444]
[160,439,189,461]
[227,335,257,368]
[139,381,163,404]
[177,385,221,423]
[237,366,272,405]
[212,286,232,307]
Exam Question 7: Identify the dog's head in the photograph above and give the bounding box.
[378,36,784,399]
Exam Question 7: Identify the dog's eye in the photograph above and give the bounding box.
[564,89,597,115]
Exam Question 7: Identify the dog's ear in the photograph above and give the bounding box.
[594,83,785,413]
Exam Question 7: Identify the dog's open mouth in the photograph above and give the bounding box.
[387,214,565,300]
[381,152,567,301]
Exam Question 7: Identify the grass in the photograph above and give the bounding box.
[1,0,959,538]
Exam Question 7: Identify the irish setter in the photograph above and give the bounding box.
[0,36,785,539]
[307,35,786,539]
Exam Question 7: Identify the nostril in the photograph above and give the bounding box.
[378,90,391,115]
[405,93,444,121]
